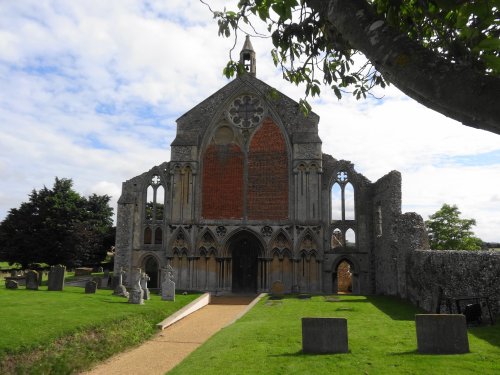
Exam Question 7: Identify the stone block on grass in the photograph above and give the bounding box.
[25,270,39,290]
[302,317,348,354]
[415,314,469,354]
[85,281,97,294]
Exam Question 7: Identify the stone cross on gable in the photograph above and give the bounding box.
[151,175,161,185]
[337,171,348,182]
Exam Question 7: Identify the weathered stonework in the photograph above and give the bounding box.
[114,41,499,310]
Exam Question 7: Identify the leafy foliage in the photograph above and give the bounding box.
[0,178,114,268]
[425,203,482,250]
[205,0,499,113]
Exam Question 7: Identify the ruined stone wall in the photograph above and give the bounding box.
[372,171,402,295]
[406,250,500,316]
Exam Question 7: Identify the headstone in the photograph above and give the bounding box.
[48,265,65,291]
[128,268,144,305]
[271,280,285,298]
[5,279,18,289]
[141,272,150,300]
[112,267,129,298]
[161,265,175,301]
[25,270,39,290]
[38,271,44,286]
[97,266,104,273]
[415,314,469,354]
[85,281,97,294]
[302,317,349,354]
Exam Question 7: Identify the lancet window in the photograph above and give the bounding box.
[330,171,357,250]
[143,174,165,246]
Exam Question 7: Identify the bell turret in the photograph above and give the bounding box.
[239,35,256,77]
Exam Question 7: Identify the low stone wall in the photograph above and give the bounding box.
[406,250,500,316]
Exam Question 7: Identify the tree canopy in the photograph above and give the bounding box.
[0,178,114,268]
[425,203,482,250]
[206,0,500,135]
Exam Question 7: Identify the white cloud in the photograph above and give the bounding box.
[0,0,499,242]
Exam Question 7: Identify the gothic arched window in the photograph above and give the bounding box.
[144,174,165,247]
[330,170,357,250]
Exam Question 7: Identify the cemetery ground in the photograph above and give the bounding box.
[0,285,198,374]
[170,295,500,375]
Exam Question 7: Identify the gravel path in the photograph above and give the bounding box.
[81,296,256,375]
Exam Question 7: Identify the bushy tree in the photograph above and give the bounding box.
[206,0,500,134]
[425,203,482,250]
[0,178,114,268]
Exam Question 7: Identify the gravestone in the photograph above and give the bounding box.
[37,271,44,286]
[25,270,39,290]
[415,314,469,354]
[97,266,104,273]
[102,270,110,288]
[302,317,349,354]
[112,267,129,298]
[271,280,285,298]
[48,265,65,291]
[128,268,144,305]
[85,281,97,294]
[5,279,18,289]
[161,265,175,301]
[141,272,150,300]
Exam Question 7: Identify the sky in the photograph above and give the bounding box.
[0,0,499,242]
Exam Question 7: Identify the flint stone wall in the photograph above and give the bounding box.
[406,250,500,316]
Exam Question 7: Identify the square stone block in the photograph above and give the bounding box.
[416,314,469,354]
[302,317,348,354]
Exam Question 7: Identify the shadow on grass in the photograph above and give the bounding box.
[365,296,420,321]
[267,350,352,357]
[469,323,500,348]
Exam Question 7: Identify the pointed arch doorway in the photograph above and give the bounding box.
[144,256,159,288]
[229,231,262,293]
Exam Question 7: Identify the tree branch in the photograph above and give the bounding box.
[309,0,500,134]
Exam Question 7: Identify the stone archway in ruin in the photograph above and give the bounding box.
[229,231,262,293]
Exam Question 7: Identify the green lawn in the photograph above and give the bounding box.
[170,295,500,375]
[0,286,198,374]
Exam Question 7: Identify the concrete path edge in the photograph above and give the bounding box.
[223,293,267,328]
[156,293,210,330]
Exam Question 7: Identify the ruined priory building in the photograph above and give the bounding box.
[114,37,420,295]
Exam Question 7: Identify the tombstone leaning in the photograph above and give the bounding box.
[128,268,144,305]
[48,265,65,291]
[25,270,39,290]
[161,265,175,301]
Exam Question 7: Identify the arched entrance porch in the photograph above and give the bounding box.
[143,256,160,289]
[228,231,262,293]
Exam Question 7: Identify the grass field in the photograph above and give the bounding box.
[170,295,500,375]
[0,286,198,374]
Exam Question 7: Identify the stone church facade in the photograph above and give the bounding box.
[114,38,412,295]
